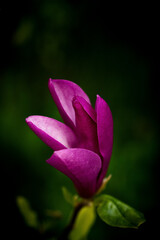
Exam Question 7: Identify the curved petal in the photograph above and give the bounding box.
[46,148,102,198]
[72,97,99,154]
[95,95,113,187]
[26,115,77,151]
[74,96,96,122]
[48,79,90,129]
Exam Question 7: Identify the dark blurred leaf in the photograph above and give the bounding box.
[95,194,145,228]
[13,19,34,45]
[16,196,39,229]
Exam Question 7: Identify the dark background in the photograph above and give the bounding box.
[1,1,159,239]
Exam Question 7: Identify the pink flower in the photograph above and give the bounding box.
[26,79,113,198]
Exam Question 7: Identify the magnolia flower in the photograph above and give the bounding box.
[26,79,113,198]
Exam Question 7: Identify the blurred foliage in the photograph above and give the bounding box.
[16,196,63,238]
[0,0,159,239]
[17,196,39,229]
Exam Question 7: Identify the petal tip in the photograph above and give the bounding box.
[46,159,50,164]
[96,94,101,100]
[25,116,32,124]
[25,117,29,122]
[25,116,35,129]
[48,78,53,85]
[72,96,80,108]
[48,78,55,89]
[25,115,39,124]
[46,158,53,166]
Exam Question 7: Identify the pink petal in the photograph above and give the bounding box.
[48,79,90,129]
[95,95,113,187]
[74,96,96,122]
[72,97,99,154]
[46,148,102,198]
[25,115,77,151]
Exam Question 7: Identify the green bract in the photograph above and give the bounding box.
[69,204,95,240]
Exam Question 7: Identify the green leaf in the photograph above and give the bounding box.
[16,196,39,229]
[62,187,75,205]
[94,194,145,228]
[69,204,96,240]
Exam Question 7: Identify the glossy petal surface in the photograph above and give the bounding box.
[95,95,113,186]
[72,97,99,153]
[74,96,96,122]
[26,115,77,150]
[46,148,102,198]
[48,79,90,128]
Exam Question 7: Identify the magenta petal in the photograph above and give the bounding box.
[48,79,91,128]
[95,95,113,186]
[74,96,96,122]
[72,97,99,153]
[46,148,102,198]
[25,115,77,151]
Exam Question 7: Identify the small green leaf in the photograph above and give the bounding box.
[96,174,112,195]
[94,194,145,228]
[16,196,39,229]
[62,187,81,206]
[69,203,96,240]
[62,187,75,205]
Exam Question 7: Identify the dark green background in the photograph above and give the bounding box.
[1,1,159,239]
